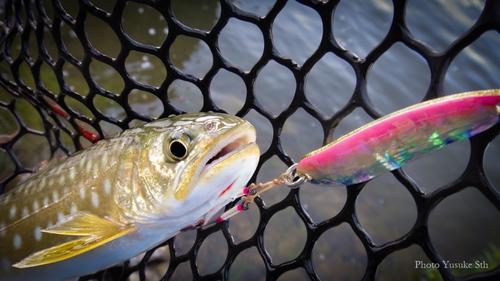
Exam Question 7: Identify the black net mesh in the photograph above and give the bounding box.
[1,0,500,280]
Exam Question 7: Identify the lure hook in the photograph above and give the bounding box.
[211,163,308,225]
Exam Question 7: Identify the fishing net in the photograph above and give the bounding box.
[1,0,500,280]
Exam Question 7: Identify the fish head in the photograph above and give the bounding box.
[137,112,260,224]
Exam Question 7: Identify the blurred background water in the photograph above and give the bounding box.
[1,0,499,280]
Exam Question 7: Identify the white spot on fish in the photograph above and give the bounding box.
[34,226,42,241]
[58,212,64,222]
[69,168,76,181]
[102,153,109,167]
[47,220,53,229]
[58,174,65,185]
[55,165,64,176]
[104,179,111,195]
[13,234,22,249]
[22,207,28,217]
[71,203,77,213]
[33,200,40,212]
[62,187,70,196]
[79,187,86,199]
[25,183,34,194]
[48,178,55,187]
[53,191,59,202]
[43,197,49,208]
[22,184,31,195]
[40,178,47,188]
[93,164,99,176]
[91,192,99,208]
[86,159,93,173]
[9,205,16,219]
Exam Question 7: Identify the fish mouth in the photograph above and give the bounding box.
[201,123,258,174]
[206,138,249,165]
[196,121,260,202]
[173,117,259,201]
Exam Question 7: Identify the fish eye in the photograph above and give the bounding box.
[168,140,188,160]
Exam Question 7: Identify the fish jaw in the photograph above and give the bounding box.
[172,115,259,201]
[159,117,260,219]
[185,142,260,224]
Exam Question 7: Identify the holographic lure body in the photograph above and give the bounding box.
[296,90,500,185]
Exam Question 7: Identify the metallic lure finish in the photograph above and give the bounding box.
[0,113,260,280]
[297,90,500,185]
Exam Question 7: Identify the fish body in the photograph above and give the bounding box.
[0,113,260,280]
[297,90,500,185]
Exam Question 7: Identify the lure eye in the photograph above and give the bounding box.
[168,140,188,161]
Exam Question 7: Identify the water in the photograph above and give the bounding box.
[1,0,500,280]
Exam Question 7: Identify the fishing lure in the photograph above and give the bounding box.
[0,113,260,281]
[296,89,500,185]
[218,89,500,220]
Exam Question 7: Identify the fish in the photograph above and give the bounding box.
[297,89,500,185]
[0,112,260,280]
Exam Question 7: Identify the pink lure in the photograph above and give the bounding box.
[296,90,500,185]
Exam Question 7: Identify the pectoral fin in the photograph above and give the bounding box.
[13,212,136,268]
